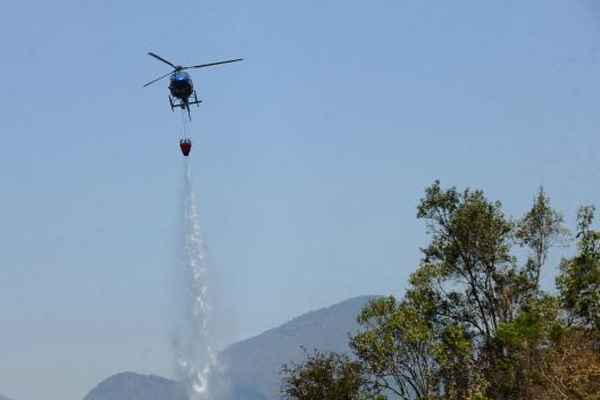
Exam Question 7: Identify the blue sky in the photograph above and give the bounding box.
[1,1,600,399]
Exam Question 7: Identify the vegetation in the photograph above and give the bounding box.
[281,182,600,400]
[281,349,366,400]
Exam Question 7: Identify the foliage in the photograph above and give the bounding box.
[490,295,562,399]
[416,181,515,340]
[531,329,600,400]
[281,349,366,400]
[516,187,569,289]
[350,296,439,400]
[280,181,598,400]
[557,206,600,331]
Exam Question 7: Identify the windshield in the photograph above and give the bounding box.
[173,71,190,81]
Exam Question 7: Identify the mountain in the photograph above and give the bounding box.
[0,394,15,400]
[83,372,186,400]
[82,295,374,400]
[222,295,374,400]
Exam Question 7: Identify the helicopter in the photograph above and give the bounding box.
[143,52,243,119]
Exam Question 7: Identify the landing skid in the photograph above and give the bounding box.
[169,91,202,111]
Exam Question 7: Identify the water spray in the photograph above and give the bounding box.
[173,160,223,400]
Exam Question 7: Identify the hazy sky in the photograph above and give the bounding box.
[1,1,600,399]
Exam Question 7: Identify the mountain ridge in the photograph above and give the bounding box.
[82,371,186,400]
[80,295,376,400]
[222,295,375,399]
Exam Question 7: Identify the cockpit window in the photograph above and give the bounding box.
[174,71,189,81]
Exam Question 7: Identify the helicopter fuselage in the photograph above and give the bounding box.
[168,71,194,101]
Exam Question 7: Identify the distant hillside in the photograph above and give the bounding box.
[82,295,375,400]
[223,295,374,400]
[0,394,15,400]
[83,372,185,400]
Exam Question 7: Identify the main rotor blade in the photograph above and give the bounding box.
[143,70,173,87]
[148,52,177,69]
[186,58,243,69]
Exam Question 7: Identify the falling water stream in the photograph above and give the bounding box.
[173,159,223,400]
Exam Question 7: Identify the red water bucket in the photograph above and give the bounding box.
[179,138,192,156]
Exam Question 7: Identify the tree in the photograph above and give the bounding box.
[531,329,600,400]
[280,181,595,400]
[416,181,515,341]
[414,182,567,399]
[350,296,440,400]
[349,181,519,400]
[493,295,561,399]
[281,349,366,400]
[557,206,600,331]
[516,187,569,289]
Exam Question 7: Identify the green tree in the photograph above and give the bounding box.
[516,187,569,289]
[493,295,562,399]
[557,206,600,332]
[280,181,592,400]
[350,181,521,399]
[416,181,515,340]
[281,349,366,400]
[413,182,567,399]
[350,296,440,400]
